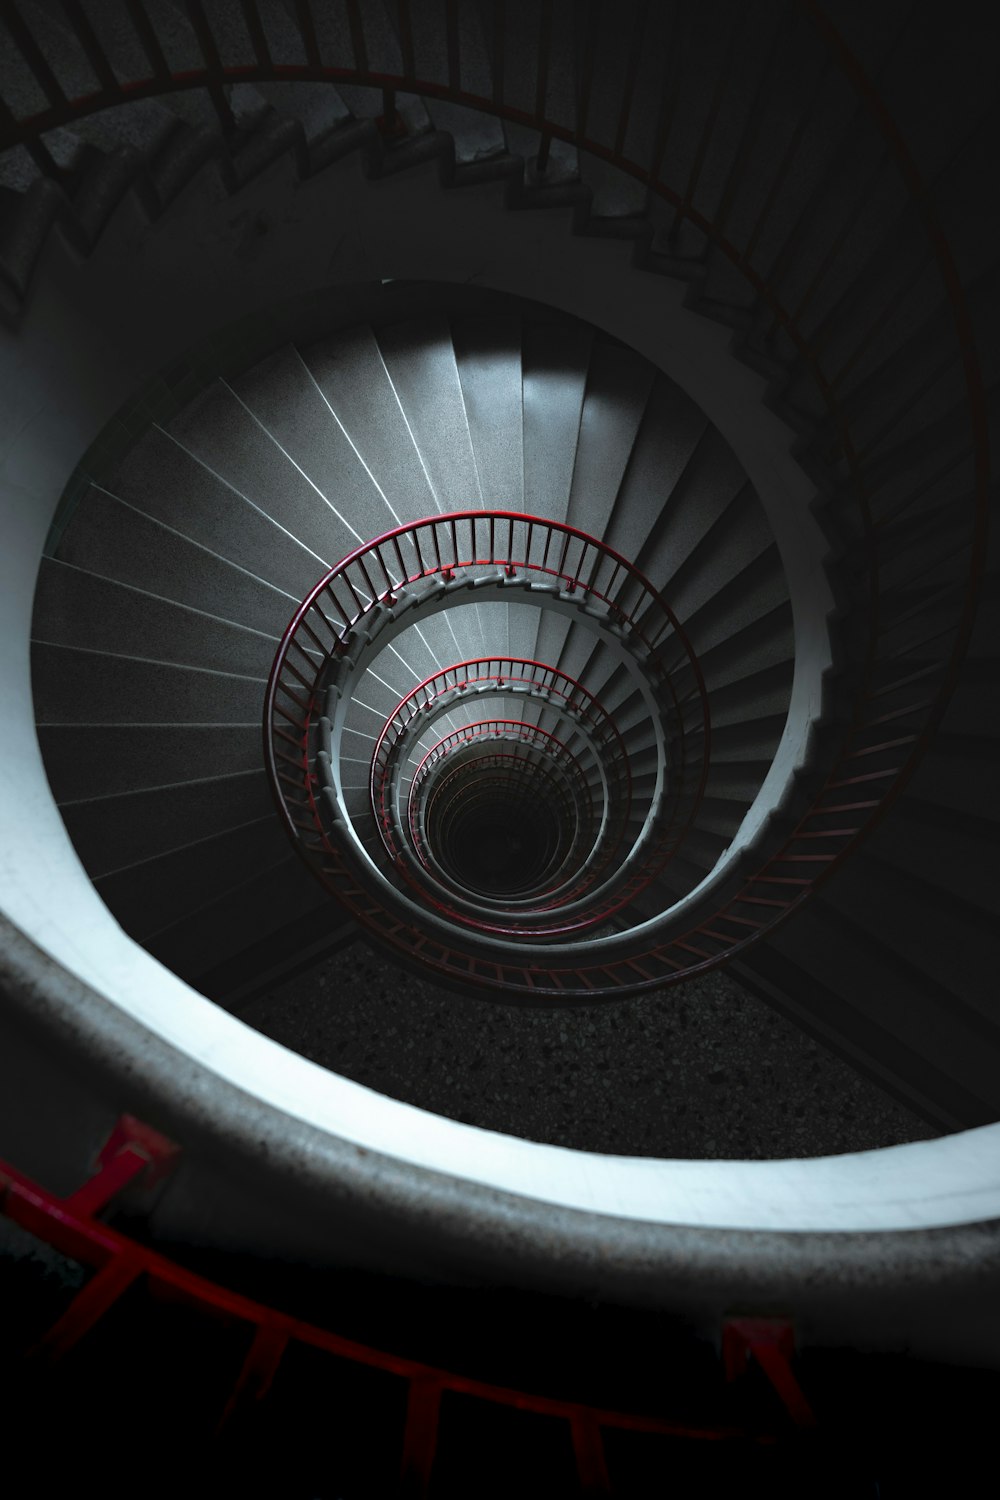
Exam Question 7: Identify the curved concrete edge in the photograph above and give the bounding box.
[3,909,1000,1366]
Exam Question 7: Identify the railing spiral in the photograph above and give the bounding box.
[407,719,597,906]
[371,656,632,866]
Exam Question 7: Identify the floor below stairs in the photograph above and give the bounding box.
[234,944,935,1160]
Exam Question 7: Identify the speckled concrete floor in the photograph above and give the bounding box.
[239,940,936,1158]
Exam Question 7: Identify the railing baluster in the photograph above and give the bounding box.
[324,582,352,625]
[0,93,61,176]
[491,0,505,108]
[296,617,329,655]
[556,529,571,581]
[239,0,272,69]
[291,0,322,69]
[59,1,122,96]
[4,6,68,109]
[670,6,742,242]
[741,58,834,269]
[392,534,407,583]
[396,0,415,83]
[282,658,316,694]
[277,681,311,716]
[344,0,368,74]
[445,0,460,91]
[124,0,171,84]
[644,3,689,192]
[575,0,598,144]
[614,0,650,156]
[534,0,552,126]
[356,553,378,602]
[185,0,235,131]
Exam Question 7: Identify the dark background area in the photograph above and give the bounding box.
[240,940,935,1159]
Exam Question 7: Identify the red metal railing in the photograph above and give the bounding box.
[0,1117,814,1488]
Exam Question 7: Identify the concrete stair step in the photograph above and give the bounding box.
[820,849,995,1011]
[452,315,525,511]
[53,485,296,638]
[860,799,999,917]
[230,341,408,551]
[301,323,440,523]
[664,489,780,627]
[94,813,292,937]
[32,642,264,725]
[164,376,358,570]
[113,426,330,600]
[632,424,755,596]
[693,659,795,731]
[521,318,594,534]
[376,313,483,510]
[60,768,273,879]
[33,558,277,678]
[145,850,342,987]
[600,377,709,575]
[732,942,983,1131]
[564,340,656,544]
[35,721,261,802]
[765,898,1000,1121]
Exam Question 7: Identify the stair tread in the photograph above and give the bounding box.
[35,722,262,802]
[60,768,273,879]
[733,945,985,1131]
[32,642,265,725]
[33,556,277,677]
[300,325,439,522]
[601,378,709,571]
[452,316,525,511]
[53,485,296,637]
[565,341,656,543]
[113,426,330,600]
[521,320,594,531]
[165,375,357,565]
[377,313,484,510]
[820,848,995,1004]
[767,901,1000,1109]
[229,341,407,552]
[95,814,292,938]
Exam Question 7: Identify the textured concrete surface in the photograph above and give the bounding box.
[240,941,935,1159]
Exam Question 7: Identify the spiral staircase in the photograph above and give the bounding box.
[0,0,997,1491]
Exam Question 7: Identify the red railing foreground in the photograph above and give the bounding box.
[0,1117,818,1493]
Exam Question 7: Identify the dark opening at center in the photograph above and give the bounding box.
[441,793,558,897]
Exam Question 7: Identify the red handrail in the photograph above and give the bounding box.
[0,1142,786,1482]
